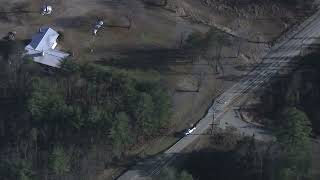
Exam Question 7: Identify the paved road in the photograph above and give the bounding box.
[117,10,320,180]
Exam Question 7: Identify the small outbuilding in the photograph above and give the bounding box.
[25,27,69,68]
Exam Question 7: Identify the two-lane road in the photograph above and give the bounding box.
[118,9,320,180]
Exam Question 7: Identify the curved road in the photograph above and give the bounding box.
[117,9,320,180]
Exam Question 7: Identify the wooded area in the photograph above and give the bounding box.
[0,41,171,179]
[180,107,313,180]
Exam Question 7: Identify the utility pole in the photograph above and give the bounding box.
[211,111,214,135]
[237,39,242,57]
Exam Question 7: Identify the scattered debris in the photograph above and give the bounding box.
[6,31,16,41]
[93,20,104,35]
[93,20,104,36]
[41,5,52,15]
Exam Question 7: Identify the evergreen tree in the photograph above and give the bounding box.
[110,112,133,158]
[179,170,194,180]
[155,167,193,180]
[134,92,155,136]
[0,159,33,180]
[49,146,71,176]
[275,107,312,179]
[149,84,171,128]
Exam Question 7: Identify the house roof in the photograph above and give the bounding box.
[28,27,59,51]
[25,47,69,68]
[25,27,69,68]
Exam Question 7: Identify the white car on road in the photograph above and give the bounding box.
[184,127,196,136]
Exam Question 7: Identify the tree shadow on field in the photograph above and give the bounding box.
[55,15,133,32]
[234,64,256,72]
[55,16,94,29]
[0,1,37,23]
[216,74,245,82]
[96,48,191,71]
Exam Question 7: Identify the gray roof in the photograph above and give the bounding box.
[25,48,69,68]
[29,27,59,51]
[25,27,69,68]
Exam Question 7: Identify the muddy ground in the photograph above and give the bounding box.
[0,0,315,179]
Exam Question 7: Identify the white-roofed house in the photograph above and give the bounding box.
[25,27,69,68]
